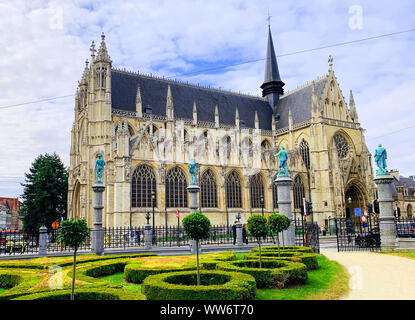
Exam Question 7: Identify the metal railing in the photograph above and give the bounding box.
[396,217,415,238]
[104,226,145,249]
[47,228,92,252]
[0,230,39,256]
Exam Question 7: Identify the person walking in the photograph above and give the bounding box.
[232,221,237,245]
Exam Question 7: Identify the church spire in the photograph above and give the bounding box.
[349,90,358,123]
[96,32,112,64]
[260,25,285,112]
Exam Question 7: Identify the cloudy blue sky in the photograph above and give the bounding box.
[1,0,414,198]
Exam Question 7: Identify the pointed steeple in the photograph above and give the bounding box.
[80,59,89,86]
[96,32,112,64]
[166,85,174,120]
[215,105,219,128]
[261,26,285,112]
[193,101,197,125]
[255,111,259,129]
[135,85,142,117]
[349,90,358,122]
[235,108,240,128]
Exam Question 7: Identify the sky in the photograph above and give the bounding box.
[0,0,414,198]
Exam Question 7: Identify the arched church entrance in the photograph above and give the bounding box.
[345,183,367,221]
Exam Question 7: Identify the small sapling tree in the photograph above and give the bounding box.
[247,214,269,268]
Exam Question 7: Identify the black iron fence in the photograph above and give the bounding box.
[294,218,320,253]
[104,226,145,249]
[335,216,380,252]
[47,228,92,252]
[0,230,39,255]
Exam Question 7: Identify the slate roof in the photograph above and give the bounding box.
[274,77,328,128]
[111,70,273,130]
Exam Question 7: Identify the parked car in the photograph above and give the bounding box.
[5,235,27,253]
[396,222,415,238]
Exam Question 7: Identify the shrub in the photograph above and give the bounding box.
[251,246,314,253]
[247,215,269,268]
[0,273,21,289]
[244,252,319,270]
[142,270,256,300]
[217,259,307,288]
[124,263,196,284]
[13,287,143,300]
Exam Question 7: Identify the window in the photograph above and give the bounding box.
[201,170,217,208]
[333,133,349,159]
[131,165,157,207]
[300,139,310,169]
[293,175,305,209]
[225,171,242,208]
[165,167,187,208]
[250,174,264,209]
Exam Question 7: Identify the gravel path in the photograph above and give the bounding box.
[324,251,415,300]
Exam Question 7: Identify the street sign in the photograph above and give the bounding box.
[176,209,180,219]
[52,221,59,230]
[360,215,367,224]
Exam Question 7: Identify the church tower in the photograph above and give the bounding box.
[260,26,285,113]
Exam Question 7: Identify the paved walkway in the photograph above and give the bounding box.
[324,251,415,300]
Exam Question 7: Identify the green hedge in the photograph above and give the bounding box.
[0,270,44,300]
[13,287,144,300]
[243,252,319,270]
[124,263,196,284]
[217,259,307,288]
[251,246,313,254]
[0,273,21,289]
[142,270,256,300]
[201,251,237,261]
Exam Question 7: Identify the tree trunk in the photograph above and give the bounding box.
[196,240,200,286]
[282,230,285,248]
[258,239,262,269]
[71,248,77,300]
[277,234,281,257]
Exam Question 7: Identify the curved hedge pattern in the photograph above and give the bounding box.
[243,252,319,270]
[217,259,307,288]
[142,270,256,300]
[251,246,314,253]
[125,263,196,284]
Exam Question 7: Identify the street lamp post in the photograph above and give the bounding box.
[152,191,156,244]
[260,194,264,217]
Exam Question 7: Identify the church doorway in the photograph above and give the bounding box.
[345,184,367,222]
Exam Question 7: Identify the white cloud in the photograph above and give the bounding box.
[0,0,414,197]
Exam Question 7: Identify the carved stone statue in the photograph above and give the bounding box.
[188,158,197,185]
[374,144,388,175]
[274,146,289,177]
[94,153,106,183]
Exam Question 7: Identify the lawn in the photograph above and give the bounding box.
[0,288,6,294]
[98,253,349,300]
[255,254,349,300]
[381,251,415,260]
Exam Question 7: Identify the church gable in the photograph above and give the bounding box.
[320,72,351,122]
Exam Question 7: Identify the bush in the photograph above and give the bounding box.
[142,270,256,300]
[0,273,21,289]
[0,271,46,300]
[124,263,196,284]
[217,259,307,288]
[243,252,319,270]
[251,246,313,254]
[13,287,143,300]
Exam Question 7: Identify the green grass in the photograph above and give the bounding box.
[0,288,6,294]
[255,254,349,300]
[381,251,415,260]
[100,272,142,293]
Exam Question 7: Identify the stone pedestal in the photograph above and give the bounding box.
[187,184,201,254]
[39,225,48,257]
[235,222,243,246]
[144,224,152,250]
[92,182,105,255]
[275,176,295,246]
[374,174,398,251]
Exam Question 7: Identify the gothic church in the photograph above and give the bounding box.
[68,28,376,229]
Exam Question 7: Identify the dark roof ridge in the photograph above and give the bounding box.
[282,74,328,98]
[111,67,265,101]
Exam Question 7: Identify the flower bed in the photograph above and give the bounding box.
[142,270,256,300]
[217,259,307,288]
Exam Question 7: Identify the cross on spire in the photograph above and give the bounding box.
[267,9,272,27]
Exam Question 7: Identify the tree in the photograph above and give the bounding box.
[20,153,68,235]
[57,219,90,300]
[182,212,211,285]
[268,214,291,257]
[247,214,268,268]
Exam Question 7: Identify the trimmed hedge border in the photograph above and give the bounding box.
[251,246,314,254]
[142,270,256,300]
[217,259,307,288]
[0,273,21,289]
[125,263,196,284]
[243,252,319,270]
[13,287,144,300]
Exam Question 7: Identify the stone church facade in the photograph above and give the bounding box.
[68,29,376,229]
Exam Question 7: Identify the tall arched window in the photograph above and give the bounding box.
[225,171,242,208]
[250,174,264,208]
[293,175,305,209]
[333,133,349,159]
[131,165,157,207]
[272,176,279,209]
[201,169,217,208]
[300,139,310,170]
[165,167,187,208]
